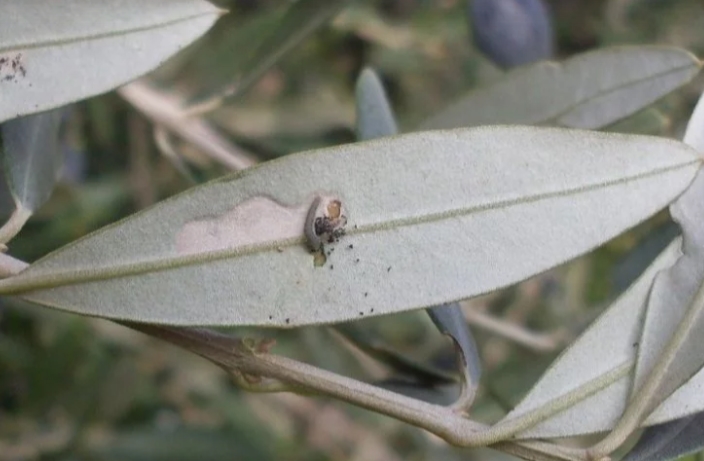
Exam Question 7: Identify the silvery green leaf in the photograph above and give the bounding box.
[646,367,704,425]
[630,88,704,420]
[0,0,222,123]
[421,46,700,131]
[1,108,63,212]
[355,67,481,393]
[0,127,698,327]
[624,413,704,461]
[427,303,482,392]
[187,0,350,111]
[498,239,682,439]
[355,68,398,140]
[0,108,64,243]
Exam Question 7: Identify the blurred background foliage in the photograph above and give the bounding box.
[2,0,704,459]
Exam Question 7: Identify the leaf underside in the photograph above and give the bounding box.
[0,126,697,328]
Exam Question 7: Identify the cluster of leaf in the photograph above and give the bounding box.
[2,1,704,460]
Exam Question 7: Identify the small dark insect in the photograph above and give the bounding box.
[347,244,354,249]
[387,266,391,272]
[285,318,291,324]
[305,196,348,252]
[359,312,364,316]
[364,292,368,297]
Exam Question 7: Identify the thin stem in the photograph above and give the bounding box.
[119,82,258,171]
[0,205,32,246]
[0,250,586,461]
[123,321,587,461]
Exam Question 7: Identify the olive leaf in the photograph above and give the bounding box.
[0,127,698,327]
[0,108,65,244]
[187,0,351,112]
[495,239,682,439]
[625,87,704,424]
[623,412,704,461]
[0,0,222,123]
[427,303,482,393]
[420,46,700,131]
[492,88,704,441]
[355,68,398,141]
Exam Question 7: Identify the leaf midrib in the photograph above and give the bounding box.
[543,61,700,127]
[0,11,219,53]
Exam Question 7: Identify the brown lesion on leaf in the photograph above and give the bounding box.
[175,196,309,255]
[304,195,348,267]
[0,53,27,83]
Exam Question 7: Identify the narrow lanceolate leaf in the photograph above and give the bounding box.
[420,46,700,131]
[355,68,481,392]
[0,108,64,243]
[0,0,222,123]
[0,127,698,327]
[629,88,704,423]
[187,0,350,112]
[1,108,64,211]
[494,239,682,440]
[624,413,704,461]
[355,68,398,140]
[427,303,482,389]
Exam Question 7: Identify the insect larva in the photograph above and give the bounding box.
[304,195,348,252]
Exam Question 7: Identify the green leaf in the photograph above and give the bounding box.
[355,68,398,140]
[0,0,222,123]
[623,413,704,461]
[0,127,698,327]
[427,303,482,390]
[627,88,704,424]
[187,0,351,111]
[420,46,700,131]
[0,108,64,243]
[1,109,64,211]
[495,239,682,439]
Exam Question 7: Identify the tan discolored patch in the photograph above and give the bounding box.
[175,196,310,255]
